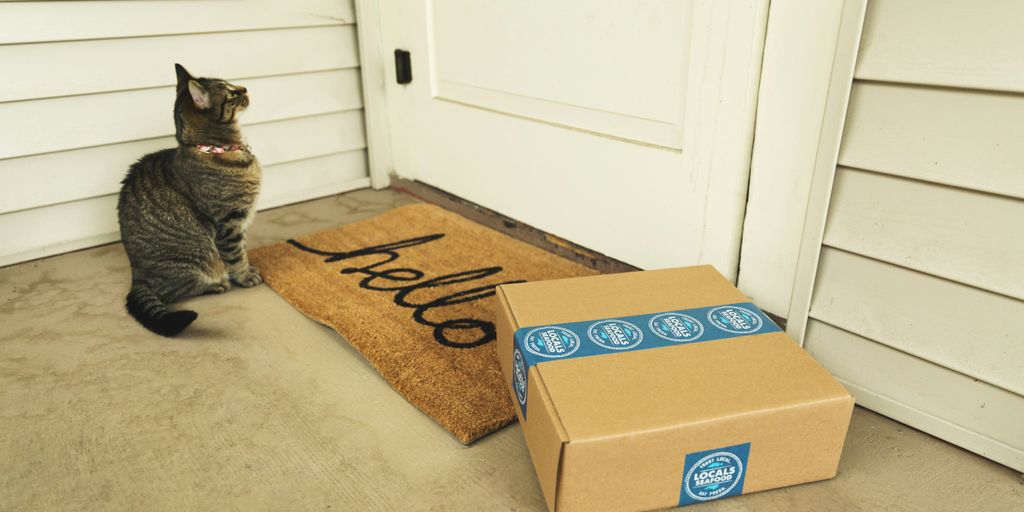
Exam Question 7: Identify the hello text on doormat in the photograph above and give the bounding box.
[249,204,596,443]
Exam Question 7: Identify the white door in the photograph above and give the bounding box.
[376,0,768,275]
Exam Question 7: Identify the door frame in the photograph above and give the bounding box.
[353,0,868,335]
[736,0,867,340]
[354,0,394,189]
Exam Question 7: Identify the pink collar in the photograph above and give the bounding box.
[195,143,251,155]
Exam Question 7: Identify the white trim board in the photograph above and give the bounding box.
[354,0,394,189]
[737,0,867,323]
[784,0,867,341]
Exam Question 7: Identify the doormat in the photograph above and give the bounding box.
[249,204,596,443]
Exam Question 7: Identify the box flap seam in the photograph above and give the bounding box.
[567,393,855,444]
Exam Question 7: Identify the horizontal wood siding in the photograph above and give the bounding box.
[810,248,1024,395]
[0,69,362,160]
[0,0,368,266]
[806,0,1024,471]
[805,321,1024,472]
[0,0,355,44]
[0,82,365,213]
[823,167,1023,300]
[839,82,1024,200]
[0,26,358,103]
[855,0,1024,93]
[0,155,369,267]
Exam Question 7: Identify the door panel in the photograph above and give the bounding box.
[381,0,768,273]
[430,1,691,148]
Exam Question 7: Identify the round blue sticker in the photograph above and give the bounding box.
[512,348,528,405]
[523,326,581,358]
[586,320,643,350]
[684,451,745,502]
[648,313,704,342]
[706,306,763,334]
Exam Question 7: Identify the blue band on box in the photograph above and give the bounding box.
[511,302,779,419]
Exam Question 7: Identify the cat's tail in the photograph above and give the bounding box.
[126,280,197,337]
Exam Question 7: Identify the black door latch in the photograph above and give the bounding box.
[395,50,412,84]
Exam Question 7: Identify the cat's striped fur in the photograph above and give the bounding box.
[118,64,261,337]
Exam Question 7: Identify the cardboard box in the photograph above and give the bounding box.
[495,266,853,512]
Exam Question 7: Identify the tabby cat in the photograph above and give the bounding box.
[118,64,261,337]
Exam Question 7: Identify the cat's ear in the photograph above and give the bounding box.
[187,80,211,110]
[174,63,194,88]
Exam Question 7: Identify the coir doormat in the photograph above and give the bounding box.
[249,204,596,443]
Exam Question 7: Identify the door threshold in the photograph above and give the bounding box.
[389,177,638,275]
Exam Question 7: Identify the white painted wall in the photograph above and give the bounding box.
[0,0,370,267]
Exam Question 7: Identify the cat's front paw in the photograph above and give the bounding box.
[232,267,262,288]
[208,277,232,294]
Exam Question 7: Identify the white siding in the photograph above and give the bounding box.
[802,0,1024,471]
[0,0,356,44]
[839,82,1024,200]
[0,0,369,267]
[811,248,1024,396]
[854,0,1024,93]
[824,167,1023,300]
[805,321,1024,472]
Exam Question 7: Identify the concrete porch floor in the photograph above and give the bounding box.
[1,188,1021,511]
